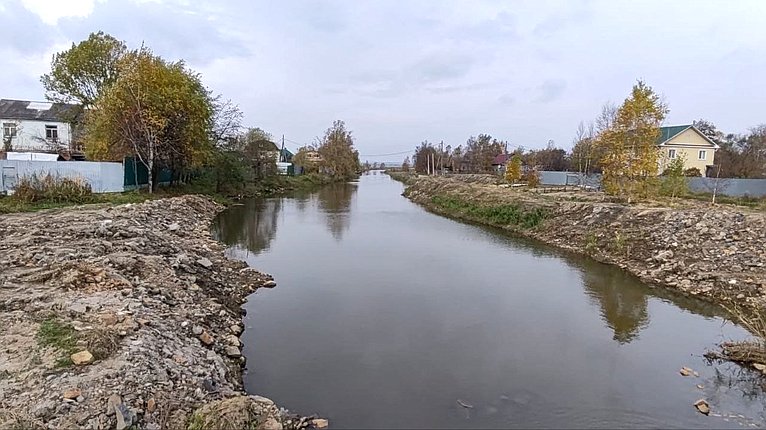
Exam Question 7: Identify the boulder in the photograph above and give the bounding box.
[693,399,710,415]
[312,418,329,429]
[63,388,81,400]
[71,350,94,365]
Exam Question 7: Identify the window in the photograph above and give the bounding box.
[698,150,707,160]
[2,123,16,138]
[45,125,58,141]
[668,149,676,159]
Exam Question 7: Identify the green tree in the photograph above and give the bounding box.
[318,120,360,179]
[41,31,127,108]
[599,80,668,202]
[505,154,522,183]
[237,128,278,179]
[660,155,687,199]
[85,47,213,192]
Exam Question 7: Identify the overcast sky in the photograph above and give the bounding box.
[2,0,765,161]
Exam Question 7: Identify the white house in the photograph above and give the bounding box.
[0,99,81,156]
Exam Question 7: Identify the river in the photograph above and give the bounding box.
[213,171,764,429]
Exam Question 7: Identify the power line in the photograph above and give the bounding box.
[359,149,414,157]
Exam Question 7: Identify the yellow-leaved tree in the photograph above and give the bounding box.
[598,80,668,202]
[85,47,213,192]
[505,154,522,183]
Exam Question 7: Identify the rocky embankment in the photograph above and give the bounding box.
[0,196,321,429]
[396,173,766,310]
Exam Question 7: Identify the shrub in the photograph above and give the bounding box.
[12,174,92,204]
[523,170,541,188]
[683,167,702,177]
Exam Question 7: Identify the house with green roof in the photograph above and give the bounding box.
[657,124,719,177]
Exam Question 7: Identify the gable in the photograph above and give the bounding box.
[662,127,718,148]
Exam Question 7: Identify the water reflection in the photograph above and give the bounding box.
[213,199,282,255]
[316,182,357,240]
[579,260,650,344]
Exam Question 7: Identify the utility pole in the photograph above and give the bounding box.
[438,140,444,176]
[280,135,285,162]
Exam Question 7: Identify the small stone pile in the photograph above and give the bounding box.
[0,196,316,429]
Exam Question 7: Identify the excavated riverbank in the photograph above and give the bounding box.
[395,173,766,311]
[0,196,319,429]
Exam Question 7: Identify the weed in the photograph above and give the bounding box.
[584,233,599,253]
[36,318,77,352]
[36,318,79,367]
[430,195,548,229]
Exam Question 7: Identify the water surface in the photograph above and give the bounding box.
[214,171,764,429]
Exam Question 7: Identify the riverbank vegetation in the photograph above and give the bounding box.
[431,195,548,229]
[405,79,765,207]
[1,32,362,214]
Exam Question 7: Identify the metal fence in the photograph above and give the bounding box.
[0,160,124,193]
[537,171,766,198]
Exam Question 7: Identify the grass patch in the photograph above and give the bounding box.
[430,195,548,229]
[37,318,77,351]
[683,191,766,208]
[37,318,79,367]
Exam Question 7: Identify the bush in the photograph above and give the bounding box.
[523,170,541,188]
[683,167,702,177]
[12,174,93,204]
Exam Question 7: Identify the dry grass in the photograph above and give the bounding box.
[187,396,261,430]
[711,301,766,367]
[82,327,121,360]
[0,408,46,430]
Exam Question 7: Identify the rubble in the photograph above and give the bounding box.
[0,196,316,429]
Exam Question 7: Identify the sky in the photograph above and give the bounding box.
[2,0,766,162]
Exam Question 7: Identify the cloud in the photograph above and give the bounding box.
[498,94,515,105]
[535,79,567,103]
[0,1,57,53]
[57,0,250,64]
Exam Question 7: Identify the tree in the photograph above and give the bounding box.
[41,31,127,108]
[85,47,213,192]
[293,145,320,174]
[318,120,359,179]
[402,156,411,172]
[414,140,437,174]
[598,80,668,202]
[211,96,243,145]
[505,154,522,183]
[528,140,570,171]
[660,155,687,199]
[571,121,602,176]
[236,128,278,179]
[464,134,504,173]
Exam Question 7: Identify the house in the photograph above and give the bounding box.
[491,153,510,173]
[0,99,82,159]
[657,124,719,177]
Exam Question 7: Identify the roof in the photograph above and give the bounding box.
[657,125,692,145]
[0,99,81,122]
[280,148,294,157]
[492,153,510,165]
[657,124,720,148]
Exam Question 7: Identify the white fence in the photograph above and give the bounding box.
[0,160,124,193]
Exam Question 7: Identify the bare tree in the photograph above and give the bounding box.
[704,164,731,205]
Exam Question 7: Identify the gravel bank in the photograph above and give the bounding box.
[0,196,318,429]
